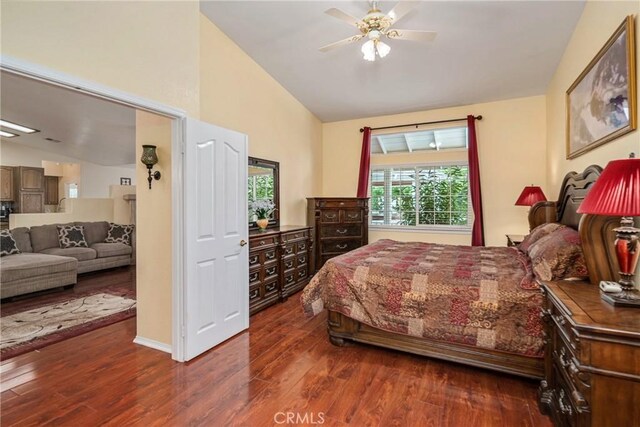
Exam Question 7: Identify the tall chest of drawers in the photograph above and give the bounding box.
[306,197,369,272]
[248,226,312,316]
[538,281,640,427]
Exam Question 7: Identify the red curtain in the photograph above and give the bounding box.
[467,115,485,246]
[357,127,372,198]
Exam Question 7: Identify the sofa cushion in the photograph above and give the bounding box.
[41,247,97,262]
[57,225,89,248]
[91,242,132,258]
[0,253,77,283]
[1,230,20,257]
[75,221,109,245]
[105,223,134,245]
[10,227,32,253]
[30,223,72,252]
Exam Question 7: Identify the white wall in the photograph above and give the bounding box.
[0,140,135,198]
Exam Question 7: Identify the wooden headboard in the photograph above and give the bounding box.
[528,165,620,285]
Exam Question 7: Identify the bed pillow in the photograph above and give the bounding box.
[517,222,566,253]
[57,225,89,248]
[528,227,589,281]
[0,230,21,257]
[105,223,134,245]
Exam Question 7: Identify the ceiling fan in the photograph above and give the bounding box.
[319,1,437,61]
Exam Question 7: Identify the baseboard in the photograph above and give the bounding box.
[133,336,172,354]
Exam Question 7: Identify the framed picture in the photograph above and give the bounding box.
[120,177,131,185]
[566,15,636,159]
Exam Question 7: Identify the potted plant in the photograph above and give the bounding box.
[250,199,276,231]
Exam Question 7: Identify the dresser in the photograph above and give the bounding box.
[306,197,368,272]
[248,225,313,316]
[538,281,640,427]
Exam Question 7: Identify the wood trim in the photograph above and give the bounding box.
[327,310,544,379]
[579,214,620,285]
[133,336,172,354]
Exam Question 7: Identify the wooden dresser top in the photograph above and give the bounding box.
[544,281,640,338]
[249,225,310,238]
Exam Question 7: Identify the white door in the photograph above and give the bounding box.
[184,118,249,360]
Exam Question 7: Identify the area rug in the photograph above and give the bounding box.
[1,287,135,360]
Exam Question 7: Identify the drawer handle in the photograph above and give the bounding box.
[325,213,337,219]
[286,247,293,254]
[266,283,276,292]
[249,272,259,282]
[336,228,348,234]
[347,213,359,219]
[286,275,294,284]
[298,243,306,251]
[553,314,566,326]
[540,308,551,322]
[294,234,299,238]
[285,260,294,269]
[558,389,573,416]
[339,202,345,206]
[259,240,266,246]
[336,243,347,250]
[250,289,259,299]
[266,267,276,276]
[265,251,275,260]
[298,270,306,278]
[249,255,258,264]
[298,256,306,264]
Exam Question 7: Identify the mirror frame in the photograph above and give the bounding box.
[248,156,280,230]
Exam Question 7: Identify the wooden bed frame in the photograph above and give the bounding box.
[327,165,621,379]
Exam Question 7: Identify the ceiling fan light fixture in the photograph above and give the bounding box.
[376,40,391,58]
[361,39,376,61]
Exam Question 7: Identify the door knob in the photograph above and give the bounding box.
[240,240,247,247]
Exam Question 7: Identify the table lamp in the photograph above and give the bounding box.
[577,154,640,307]
[515,186,547,207]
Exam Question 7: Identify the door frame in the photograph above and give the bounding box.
[1,55,188,361]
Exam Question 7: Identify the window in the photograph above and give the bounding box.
[368,126,471,231]
[370,164,471,230]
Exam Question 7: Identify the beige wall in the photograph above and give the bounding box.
[322,96,547,246]
[546,0,640,189]
[135,111,173,345]
[9,198,114,229]
[199,16,323,225]
[1,1,201,116]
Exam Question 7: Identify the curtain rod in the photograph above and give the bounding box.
[359,115,483,133]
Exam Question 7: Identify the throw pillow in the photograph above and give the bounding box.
[0,230,21,257]
[528,226,589,281]
[517,222,566,253]
[57,225,89,248]
[105,223,134,245]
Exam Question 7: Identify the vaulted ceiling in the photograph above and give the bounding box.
[201,1,585,122]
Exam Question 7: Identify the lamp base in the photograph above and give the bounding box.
[601,289,640,308]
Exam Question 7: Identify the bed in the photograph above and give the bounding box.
[301,165,620,379]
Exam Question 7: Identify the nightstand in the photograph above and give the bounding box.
[538,281,640,427]
[506,234,525,247]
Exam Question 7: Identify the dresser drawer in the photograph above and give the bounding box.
[283,270,296,288]
[317,199,363,208]
[249,285,260,302]
[296,266,308,281]
[296,240,308,253]
[552,333,590,413]
[342,209,364,223]
[283,243,295,256]
[321,239,362,254]
[547,300,579,355]
[263,262,278,281]
[250,235,278,249]
[249,268,261,286]
[281,229,309,242]
[263,279,279,298]
[320,209,340,223]
[248,252,260,267]
[320,224,362,238]
[283,256,296,272]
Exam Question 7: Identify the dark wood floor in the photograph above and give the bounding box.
[1,291,550,426]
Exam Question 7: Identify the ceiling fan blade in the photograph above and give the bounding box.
[386,1,416,25]
[319,34,364,52]
[386,29,437,42]
[325,8,363,27]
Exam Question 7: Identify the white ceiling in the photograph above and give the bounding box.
[200,1,585,122]
[0,71,136,166]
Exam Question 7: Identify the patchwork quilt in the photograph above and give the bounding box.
[301,239,544,357]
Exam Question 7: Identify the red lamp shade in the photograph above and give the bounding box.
[577,158,640,216]
[515,186,547,206]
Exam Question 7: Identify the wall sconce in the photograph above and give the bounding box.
[140,144,161,189]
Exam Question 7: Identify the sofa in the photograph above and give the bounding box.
[0,221,133,299]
